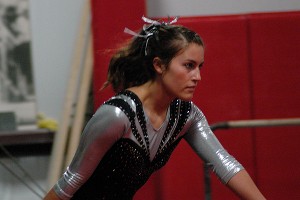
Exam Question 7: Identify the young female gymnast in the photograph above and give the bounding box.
[44,16,266,200]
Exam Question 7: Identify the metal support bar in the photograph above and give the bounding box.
[204,117,300,200]
[210,118,300,130]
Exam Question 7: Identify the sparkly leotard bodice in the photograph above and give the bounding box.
[54,91,243,200]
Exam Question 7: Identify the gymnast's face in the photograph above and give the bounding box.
[156,43,204,101]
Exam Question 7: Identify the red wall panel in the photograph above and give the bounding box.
[91,0,146,108]
[248,12,300,200]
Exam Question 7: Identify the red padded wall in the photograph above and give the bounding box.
[248,12,300,200]
[91,0,146,108]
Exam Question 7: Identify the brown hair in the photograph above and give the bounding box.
[103,24,204,93]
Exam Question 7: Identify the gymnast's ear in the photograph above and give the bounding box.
[153,57,165,74]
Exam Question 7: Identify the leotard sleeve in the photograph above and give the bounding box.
[53,104,130,199]
[184,103,244,184]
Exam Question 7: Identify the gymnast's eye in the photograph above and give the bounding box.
[185,62,195,69]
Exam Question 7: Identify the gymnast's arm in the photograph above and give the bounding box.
[44,104,129,200]
[184,103,266,200]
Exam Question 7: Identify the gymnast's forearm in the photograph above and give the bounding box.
[227,170,266,200]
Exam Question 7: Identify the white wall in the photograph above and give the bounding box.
[31,0,85,120]
[147,0,300,17]
[0,0,299,199]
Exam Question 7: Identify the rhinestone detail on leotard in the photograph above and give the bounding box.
[71,91,191,199]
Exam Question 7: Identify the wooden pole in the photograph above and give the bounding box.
[64,29,94,168]
[47,0,91,188]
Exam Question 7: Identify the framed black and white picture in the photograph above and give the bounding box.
[0,0,36,130]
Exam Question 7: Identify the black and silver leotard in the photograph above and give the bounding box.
[54,90,243,199]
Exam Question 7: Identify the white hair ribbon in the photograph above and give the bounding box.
[124,16,179,55]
